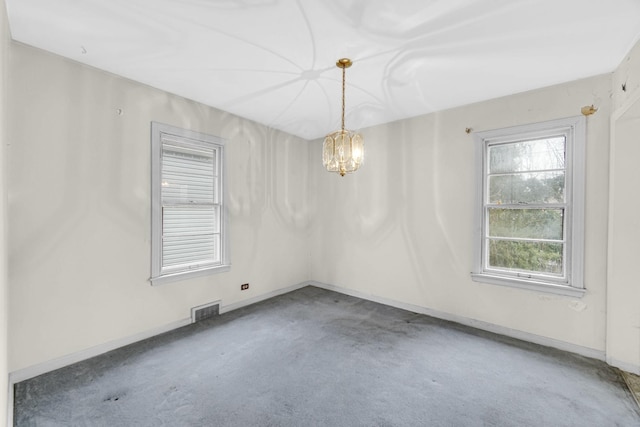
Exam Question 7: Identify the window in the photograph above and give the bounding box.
[471,116,586,297]
[151,122,229,285]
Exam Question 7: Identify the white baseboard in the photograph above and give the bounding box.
[7,281,311,426]
[10,280,311,384]
[8,279,617,426]
[607,357,640,375]
[7,317,192,427]
[6,376,12,427]
[219,281,308,314]
[309,281,606,362]
[9,317,192,385]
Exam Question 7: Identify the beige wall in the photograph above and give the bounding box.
[607,38,640,374]
[7,43,311,372]
[0,0,7,424]
[612,38,640,111]
[309,74,612,354]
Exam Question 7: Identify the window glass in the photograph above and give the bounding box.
[488,240,563,275]
[151,122,228,285]
[488,208,564,240]
[489,137,565,173]
[488,171,565,204]
[472,117,585,296]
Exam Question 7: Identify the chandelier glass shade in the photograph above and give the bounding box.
[323,58,364,176]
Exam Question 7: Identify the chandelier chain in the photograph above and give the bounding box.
[341,65,346,132]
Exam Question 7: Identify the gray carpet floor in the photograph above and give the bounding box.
[13,286,640,426]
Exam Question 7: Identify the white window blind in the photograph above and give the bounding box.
[161,140,220,271]
[151,123,229,285]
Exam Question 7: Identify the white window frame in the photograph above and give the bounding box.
[150,122,229,286]
[471,116,586,297]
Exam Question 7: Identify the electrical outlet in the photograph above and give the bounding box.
[241,283,249,290]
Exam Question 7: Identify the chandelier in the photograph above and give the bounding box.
[323,58,364,176]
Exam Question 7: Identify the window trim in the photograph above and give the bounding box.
[471,116,586,297]
[150,122,230,286]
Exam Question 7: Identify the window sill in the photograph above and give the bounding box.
[151,264,230,286]
[471,272,585,298]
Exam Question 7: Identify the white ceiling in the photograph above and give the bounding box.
[6,1,640,140]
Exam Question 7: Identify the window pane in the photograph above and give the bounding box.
[488,240,563,275]
[162,147,216,203]
[162,205,220,270]
[488,208,563,240]
[489,171,564,204]
[489,137,565,174]
[163,206,219,237]
[162,234,220,269]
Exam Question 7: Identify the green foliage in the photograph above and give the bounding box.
[489,240,562,275]
[489,209,563,240]
[489,172,564,205]
[487,138,566,275]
